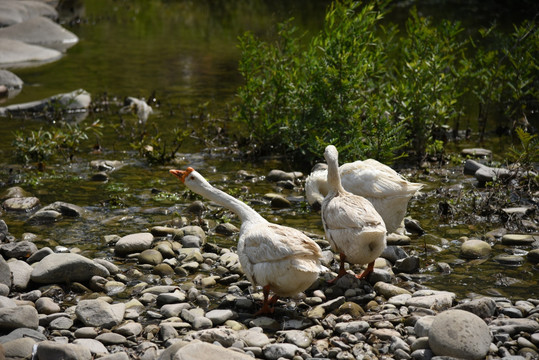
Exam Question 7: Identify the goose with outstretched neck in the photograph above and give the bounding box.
[321,145,387,282]
[170,167,324,315]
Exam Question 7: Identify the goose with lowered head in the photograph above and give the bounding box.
[321,145,387,282]
[305,156,423,233]
[170,167,324,315]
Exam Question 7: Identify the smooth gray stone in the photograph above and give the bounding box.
[428,309,491,359]
[0,305,39,330]
[0,328,47,344]
[36,340,92,360]
[0,16,78,51]
[0,69,22,98]
[0,255,12,288]
[0,38,61,68]
[31,253,109,284]
[75,299,124,329]
[0,1,57,27]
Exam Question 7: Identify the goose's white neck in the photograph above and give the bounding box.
[324,145,346,194]
[186,172,267,224]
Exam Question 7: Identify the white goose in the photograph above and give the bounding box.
[321,145,387,281]
[170,167,324,315]
[306,157,423,233]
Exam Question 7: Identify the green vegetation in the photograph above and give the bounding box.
[235,0,538,165]
[13,120,103,169]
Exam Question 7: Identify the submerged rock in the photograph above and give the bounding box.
[0,89,90,119]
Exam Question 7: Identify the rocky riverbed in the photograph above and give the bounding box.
[0,164,538,360]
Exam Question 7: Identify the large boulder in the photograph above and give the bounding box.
[428,309,492,359]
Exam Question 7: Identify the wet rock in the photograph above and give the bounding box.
[393,255,420,273]
[528,249,539,263]
[266,169,303,182]
[461,239,491,259]
[215,222,239,235]
[1,240,37,259]
[27,209,62,223]
[493,254,525,266]
[461,148,492,158]
[386,232,411,245]
[75,299,124,329]
[36,340,92,360]
[31,253,110,284]
[115,232,154,256]
[0,88,90,120]
[428,309,491,359]
[501,234,535,246]
[2,196,40,212]
[181,234,202,248]
[40,201,86,217]
[1,186,32,200]
[0,16,78,51]
[0,69,23,98]
[138,249,163,265]
[180,225,207,243]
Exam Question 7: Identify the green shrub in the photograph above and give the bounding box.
[234,1,536,165]
[13,120,103,168]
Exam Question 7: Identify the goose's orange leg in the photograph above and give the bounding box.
[356,261,375,280]
[254,285,279,315]
[328,253,347,284]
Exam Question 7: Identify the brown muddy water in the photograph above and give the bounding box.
[0,0,537,301]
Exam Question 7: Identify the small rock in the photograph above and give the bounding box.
[461,239,491,259]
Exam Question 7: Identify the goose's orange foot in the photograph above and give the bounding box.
[355,261,375,280]
[328,253,347,284]
[254,287,279,316]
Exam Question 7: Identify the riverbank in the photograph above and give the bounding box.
[0,169,538,359]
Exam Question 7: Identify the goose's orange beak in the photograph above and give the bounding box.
[169,168,194,183]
